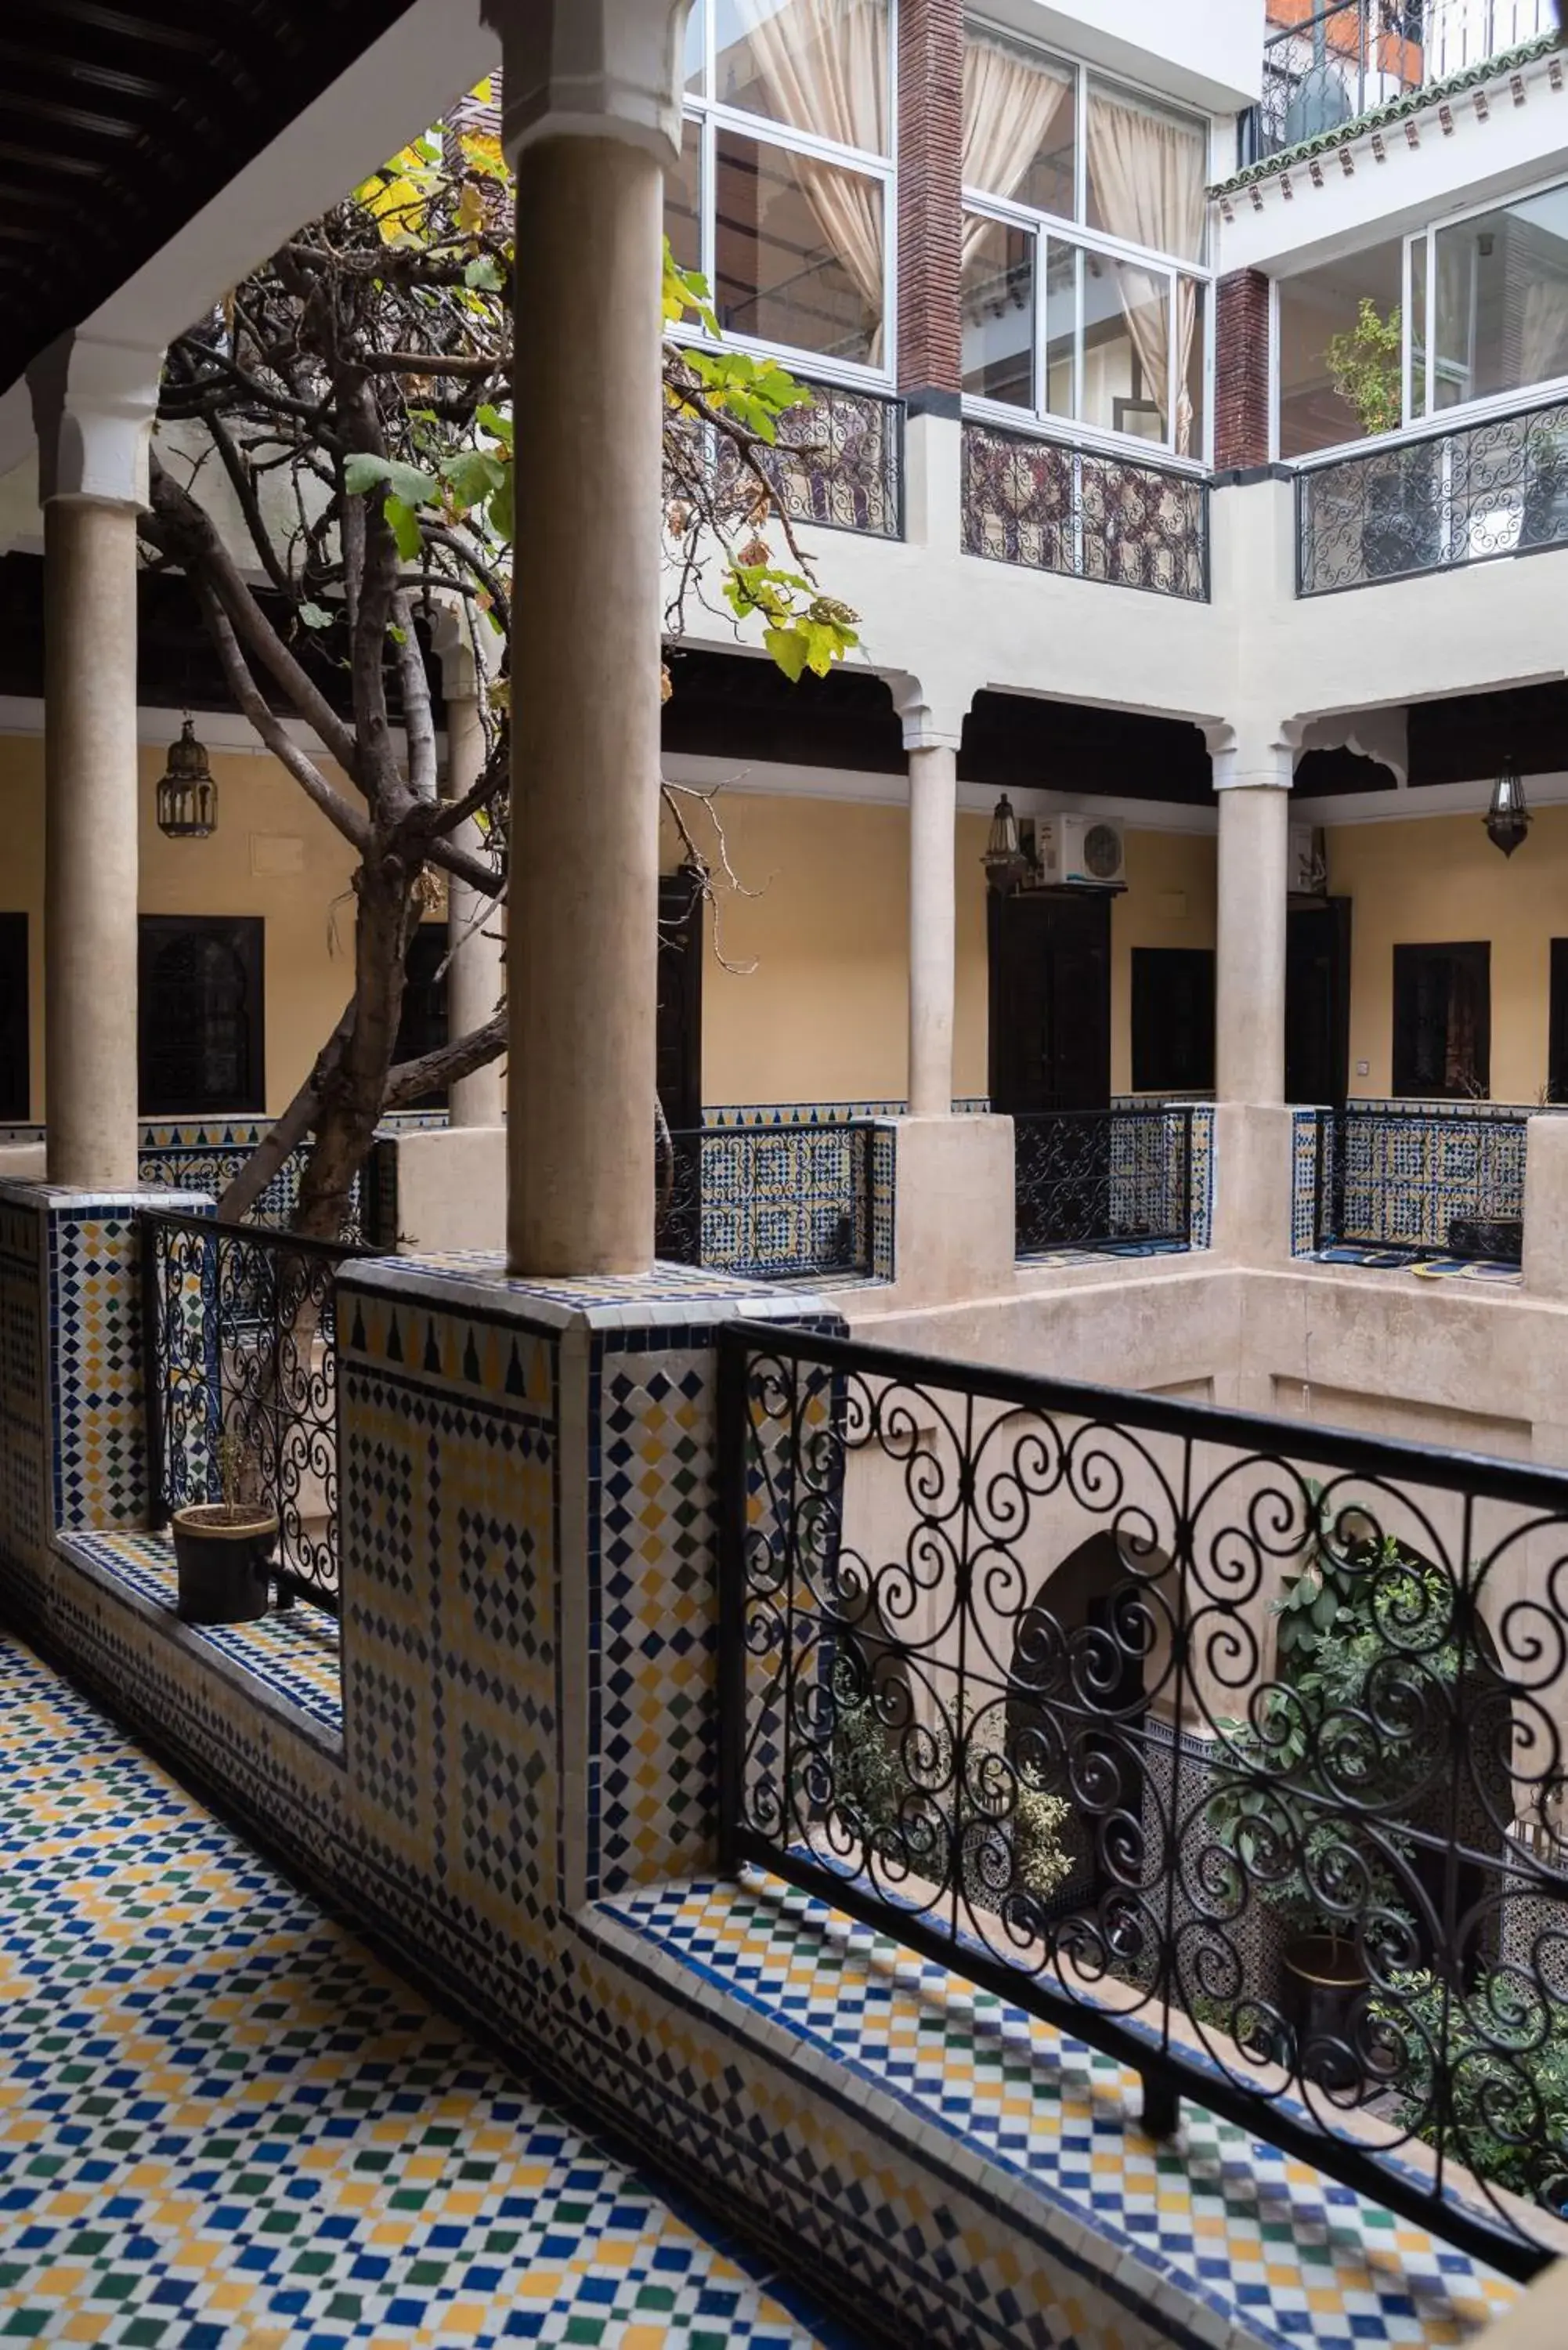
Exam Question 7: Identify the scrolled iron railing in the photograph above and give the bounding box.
[962,422,1209,601]
[656,1123,873,1281]
[1298,395,1568,594]
[717,1318,1568,2275]
[736,378,904,541]
[1311,1102,1529,1256]
[1014,1107,1194,1258]
[140,1209,369,1615]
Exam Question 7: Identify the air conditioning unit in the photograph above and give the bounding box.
[1289,823,1328,897]
[1033,815,1127,888]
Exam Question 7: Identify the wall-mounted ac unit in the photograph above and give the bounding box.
[1288,823,1328,897]
[1034,815,1127,888]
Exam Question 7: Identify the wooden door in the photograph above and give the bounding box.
[656,871,704,1264]
[1285,899,1353,1108]
[0,912,27,1122]
[988,889,1111,1113]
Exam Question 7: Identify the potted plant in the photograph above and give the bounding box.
[172,1429,277,1626]
[1323,301,1439,579]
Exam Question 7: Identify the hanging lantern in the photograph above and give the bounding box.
[156,717,218,839]
[1484,760,1530,859]
[982,794,1031,893]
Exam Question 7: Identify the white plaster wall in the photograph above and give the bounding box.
[983,0,1265,111]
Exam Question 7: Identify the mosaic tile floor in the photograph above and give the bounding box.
[64,1531,345,1744]
[0,1632,858,2348]
[598,1875,1521,2350]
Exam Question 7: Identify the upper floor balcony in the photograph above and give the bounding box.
[1243,0,1559,166]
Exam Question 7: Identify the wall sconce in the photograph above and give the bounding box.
[156,717,218,839]
[982,794,1031,894]
[1484,760,1529,858]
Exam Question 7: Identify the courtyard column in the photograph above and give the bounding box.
[436,624,505,1129]
[1212,733,1295,1107]
[484,0,688,1275]
[902,713,963,1118]
[27,334,160,1191]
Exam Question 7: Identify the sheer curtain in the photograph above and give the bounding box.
[738,0,888,356]
[1086,92,1206,453]
[961,34,1073,277]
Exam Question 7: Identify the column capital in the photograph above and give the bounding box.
[432,596,494,706]
[479,0,691,165]
[1206,716,1301,791]
[887,671,968,755]
[28,331,161,509]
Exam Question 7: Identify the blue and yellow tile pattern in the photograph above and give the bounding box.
[0,1629,854,2349]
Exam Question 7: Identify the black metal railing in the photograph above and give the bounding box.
[141,1210,367,1614]
[656,1124,873,1281]
[1014,1108,1194,1258]
[963,424,1209,600]
[732,380,904,541]
[1299,395,1568,593]
[718,1318,1568,2276]
[1313,1103,1529,1256]
[1241,1,1552,168]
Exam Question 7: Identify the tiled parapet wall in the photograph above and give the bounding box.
[1293,1101,1559,1256]
[335,1256,844,1922]
[703,1098,989,1128]
[0,1185,212,1620]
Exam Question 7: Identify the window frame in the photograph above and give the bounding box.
[1391,940,1492,1103]
[672,0,900,391]
[137,913,266,1120]
[1402,168,1568,432]
[959,24,1216,470]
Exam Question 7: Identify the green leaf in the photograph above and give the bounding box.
[476,403,513,449]
[464,254,503,291]
[763,625,809,683]
[343,453,439,506]
[388,623,408,646]
[297,602,334,631]
[383,494,425,562]
[486,469,513,544]
[441,448,506,509]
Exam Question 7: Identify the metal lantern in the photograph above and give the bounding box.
[156,717,218,839]
[1484,760,1530,859]
[982,794,1031,894]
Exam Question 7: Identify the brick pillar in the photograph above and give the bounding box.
[1214,267,1272,472]
[897,0,963,410]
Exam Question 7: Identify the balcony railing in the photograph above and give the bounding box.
[656,1123,874,1281]
[1299,396,1568,592]
[963,423,1209,602]
[141,1211,368,1614]
[1311,1102,1528,1256]
[735,379,904,540]
[1243,0,1555,166]
[1014,1108,1195,1258]
[718,1317,1568,2276]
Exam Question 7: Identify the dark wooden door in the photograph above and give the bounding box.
[393,922,450,1107]
[657,870,703,1131]
[1285,899,1353,1108]
[0,911,27,1122]
[988,889,1112,1115]
[138,916,265,1118]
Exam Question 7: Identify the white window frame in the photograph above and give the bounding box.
[958,25,1216,472]
[1401,166,1568,432]
[672,0,899,392]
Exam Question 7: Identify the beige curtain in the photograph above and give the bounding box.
[1086,92,1206,453]
[961,34,1073,278]
[739,0,887,357]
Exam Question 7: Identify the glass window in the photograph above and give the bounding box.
[1409,235,1428,421]
[714,0,890,154]
[961,215,1033,407]
[1276,239,1404,457]
[685,2,706,92]
[1432,186,1568,411]
[1044,240,1077,420]
[1082,252,1172,443]
[962,33,1076,218]
[714,129,884,365]
[1085,81,1207,265]
[666,118,703,275]
[1181,277,1207,461]
[1393,943,1490,1100]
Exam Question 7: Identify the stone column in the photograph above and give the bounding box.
[1212,736,1294,1107]
[28,334,160,1191]
[485,0,685,1275]
[905,732,960,1118]
[436,623,505,1129]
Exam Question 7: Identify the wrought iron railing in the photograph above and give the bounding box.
[729,379,904,540]
[718,1318,1568,2275]
[963,424,1209,600]
[1312,1103,1529,1256]
[1242,0,1553,166]
[1014,1108,1194,1258]
[657,1123,873,1281]
[1299,395,1568,592]
[140,1210,368,1614]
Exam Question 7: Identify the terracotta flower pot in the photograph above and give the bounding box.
[172,1503,278,1626]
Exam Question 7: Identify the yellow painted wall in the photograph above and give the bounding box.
[663,789,1216,1108]
[1328,806,1568,1105]
[0,733,360,1119]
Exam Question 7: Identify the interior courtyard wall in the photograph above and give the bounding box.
[1326,802,1568,1104]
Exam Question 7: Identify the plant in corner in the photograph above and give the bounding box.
[1323,299,1440,579]
[172,1428,278,1627]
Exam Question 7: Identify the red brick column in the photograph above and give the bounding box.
[897,0,964,410]
[1214,267,1273,471]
